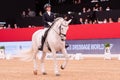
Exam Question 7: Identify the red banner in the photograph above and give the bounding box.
[0,23,120,42]
[67,23,120,40]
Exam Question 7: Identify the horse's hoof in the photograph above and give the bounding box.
[60,65,64,70]
[56,74,60,76]
[33,70,37,75]
[42,72,47,75]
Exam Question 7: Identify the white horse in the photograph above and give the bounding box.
[19,17,71,76]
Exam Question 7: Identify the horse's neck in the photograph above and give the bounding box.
[48,18,63,39]
[47,22,61,41]
[52,22,61,33]
[52,18,63,31]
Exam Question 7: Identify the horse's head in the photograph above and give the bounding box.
[53,18,71,41]
[52,17,72,39]
[58,18,72,36]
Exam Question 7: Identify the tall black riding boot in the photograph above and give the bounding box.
[38,28,50,50]
[38,36,45,50]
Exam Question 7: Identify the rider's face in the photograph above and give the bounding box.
[46,6,51,11]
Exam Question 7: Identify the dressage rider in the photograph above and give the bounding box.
[38,3,69,50]
[42,3,54,28]
[38,3,55,50]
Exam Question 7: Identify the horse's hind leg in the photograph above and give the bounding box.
[33,51,39,75]
[40,51,47,75]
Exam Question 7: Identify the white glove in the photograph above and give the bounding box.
[47,22,52,26]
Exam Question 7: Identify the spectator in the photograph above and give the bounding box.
[84,19,89,24]
[14,24,18,29]
[73,0,81,4]
[103,18,108,23]
[87,8,91,12]
[39,11,42,16]
[89,20,93,24]
[21,11,26,17]
[118,17,120,22]
[27,8,36,17]
[28,25,32,28]
[82,7,86,13]
[78,18,84,24]
[93,19,98,24]
[98,20,103,24]
[91,0,98,3]
[108,18,113,23]
[7,24,11,29]
[58,0,66,3]
[93,4,99,11]
[32,25,36,28]
[2,25,6,29]
[99,6,103,11]
[106,6,110,11]
[93,7,98,11]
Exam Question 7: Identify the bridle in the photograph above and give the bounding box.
[49,18,68,41]
[59,25,66,37]
[52,24,67,41]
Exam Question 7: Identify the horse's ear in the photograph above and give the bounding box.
[67,19,72,24]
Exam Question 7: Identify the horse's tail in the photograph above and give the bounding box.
[15,47,35,61]
[15,29,43,61]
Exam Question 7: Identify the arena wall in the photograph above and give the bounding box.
[0,23,120,55]
[0,23,120,42]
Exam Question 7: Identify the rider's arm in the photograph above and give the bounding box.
[42,13,48,25]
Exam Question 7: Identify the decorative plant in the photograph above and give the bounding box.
[104,43,110,48]
[0,46,5,49]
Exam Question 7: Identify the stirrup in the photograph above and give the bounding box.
[65,44,69,48]
[38,46,43,50]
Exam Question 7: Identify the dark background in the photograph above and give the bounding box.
[0,0,35,24]
[0,0,120,27]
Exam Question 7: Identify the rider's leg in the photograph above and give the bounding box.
[38,29,50,50]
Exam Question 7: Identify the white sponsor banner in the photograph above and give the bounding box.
[66,39,119,54]
[0,41,32,55]
[0,38,120,57]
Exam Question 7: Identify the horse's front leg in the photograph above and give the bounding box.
[40,51,47,75]
[61,48,69,70]
[52,51,60,76]
[33,52,38,75]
